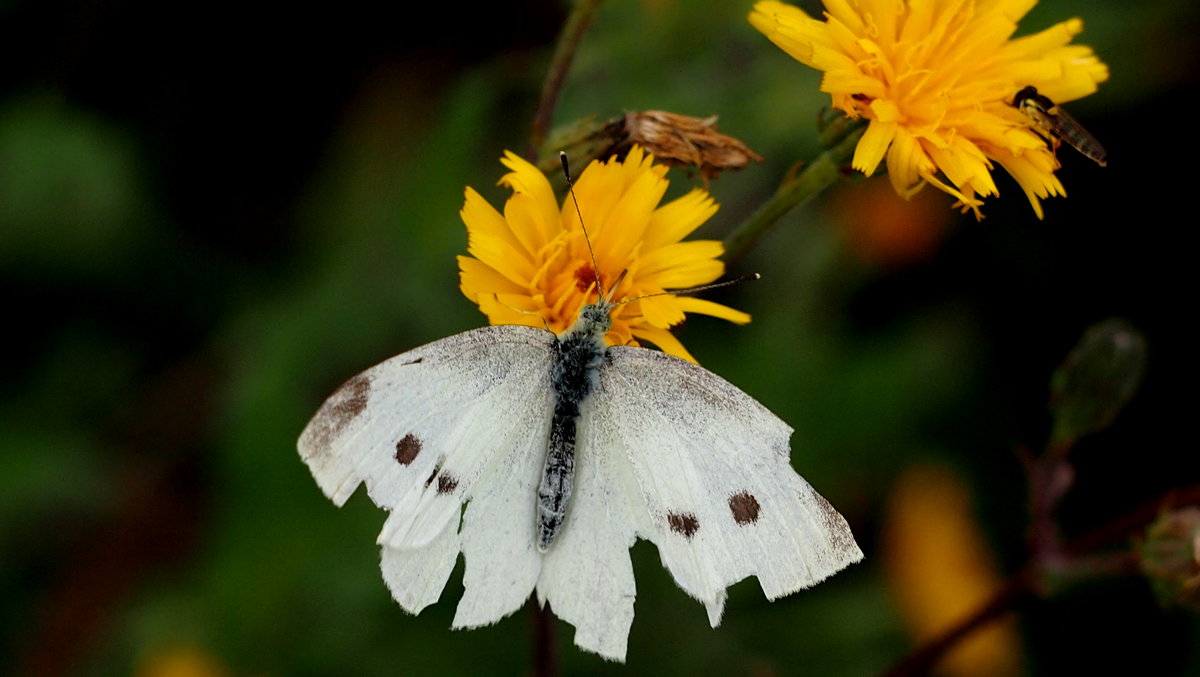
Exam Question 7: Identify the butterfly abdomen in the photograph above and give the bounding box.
[537,303,611,552]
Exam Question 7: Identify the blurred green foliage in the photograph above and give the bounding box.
[2,1,1198,675]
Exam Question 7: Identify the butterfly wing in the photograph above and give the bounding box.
[587,346,863,625]
[298,324,555,619]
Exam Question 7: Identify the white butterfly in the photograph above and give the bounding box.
[297,288,864,661]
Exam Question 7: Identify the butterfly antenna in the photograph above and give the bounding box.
[614,273,761,307]
[605,269,629,304]
[489,293,554,333]
[560,151,606,300]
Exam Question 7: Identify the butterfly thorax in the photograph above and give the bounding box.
[551,301,612,409]
[537,301,612,552]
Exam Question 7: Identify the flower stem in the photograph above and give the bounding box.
[530,598,558,677]
[881,568,1035,677]
[722,123,864,263]
[529,0,605,161]
[880,483,1200,677]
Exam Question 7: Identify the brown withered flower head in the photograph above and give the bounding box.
[540,111,762,185]
[607,111,763,182]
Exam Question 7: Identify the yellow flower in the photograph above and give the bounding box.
[458,146,749,363]
[135,645,229,677]
[750,0,1109,219]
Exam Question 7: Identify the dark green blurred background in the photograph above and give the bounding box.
[3,0,1198,675]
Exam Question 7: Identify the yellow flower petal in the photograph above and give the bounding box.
[638,295,686,329]
[854,120,898,176]
[676,296,752,325]
[639,244,726,289]
[461,189,538,288]
[595,168,669,268]
[642,189,719,249]
[885,127,931,198]
[499,151,561,252]
[638,240,725,278]
[631,324,697,363]
[457,255,525,304]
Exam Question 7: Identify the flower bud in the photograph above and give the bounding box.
[1049,319,1146,448]
[1138,507,1200,611]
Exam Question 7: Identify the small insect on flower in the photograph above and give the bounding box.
[1012,86,1107,167]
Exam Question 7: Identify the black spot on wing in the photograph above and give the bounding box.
[424,457,446,489]
[729,491,760,525]
[394,433,422,465]
[667,511,700,539]
[436,473,459,495]
[422,459,458,495]
[302,373,372,457]
[402,357,423,365]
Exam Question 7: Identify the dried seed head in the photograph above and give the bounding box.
[538,111,762,185]
[617,111,763,182]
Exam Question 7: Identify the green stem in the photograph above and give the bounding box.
[722,122,865,263]
[529,0,606,162]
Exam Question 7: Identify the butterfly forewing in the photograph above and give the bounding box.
[379,351,554,622]
[298,325,555,550]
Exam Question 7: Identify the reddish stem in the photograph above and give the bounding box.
[530,598,558,677]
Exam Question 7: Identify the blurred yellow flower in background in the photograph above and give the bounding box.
[750,0,1108,218]
[135,645,229,677]
[458,146,749,362]
[883,464,1023,677]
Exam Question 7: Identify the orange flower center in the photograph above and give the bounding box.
[573,264,604,294]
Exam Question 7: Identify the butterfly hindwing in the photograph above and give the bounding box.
[593,346,864,625]
[450,398,550,628]
[535,396,641,661]
[380,516,460,614]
